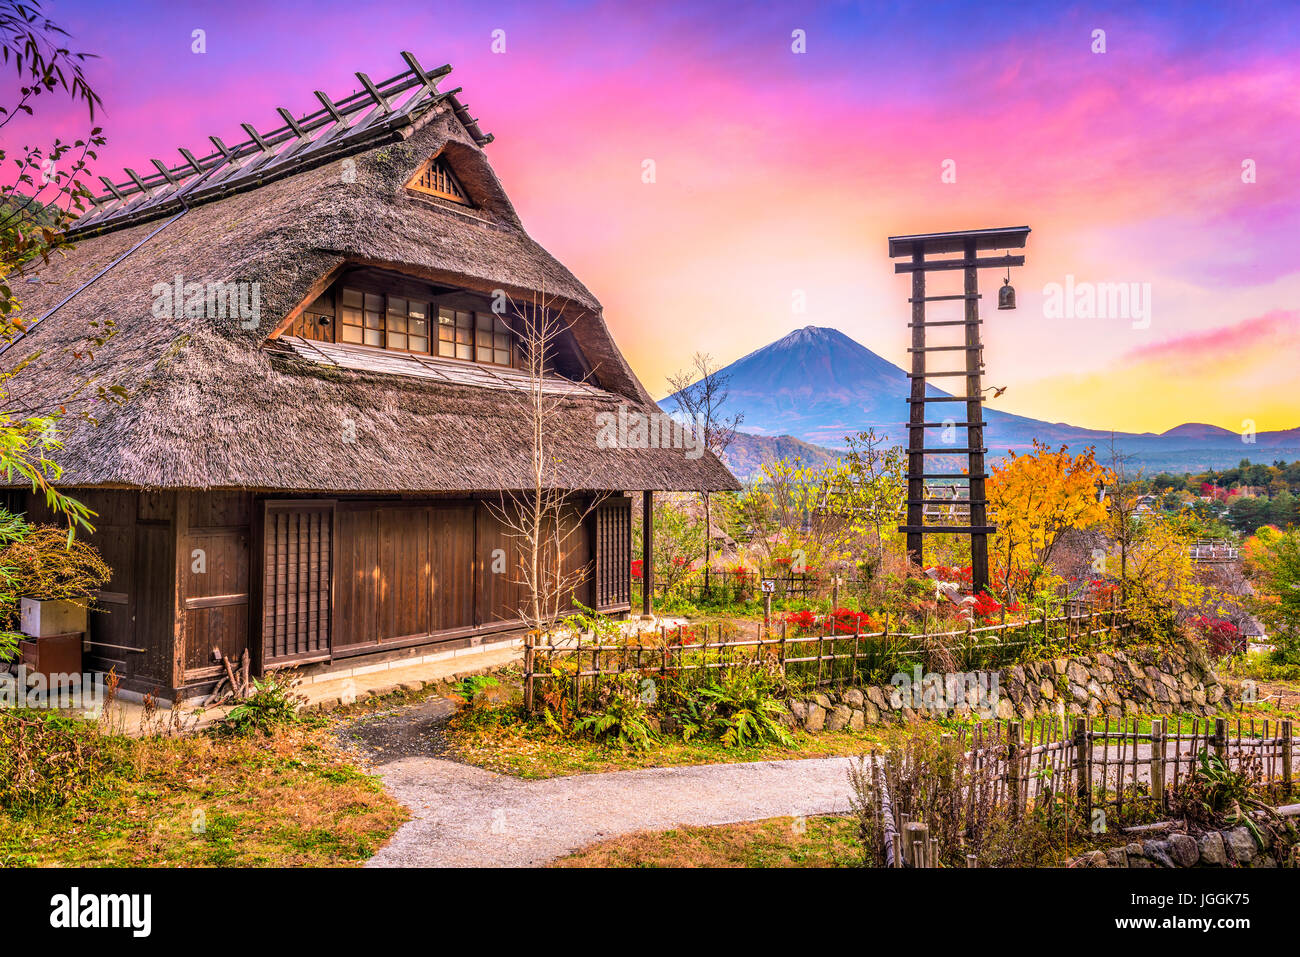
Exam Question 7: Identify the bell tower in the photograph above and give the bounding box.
[886,226,1030,595]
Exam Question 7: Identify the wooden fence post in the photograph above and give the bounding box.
[1282,719,1293,799]
[1213,717,1227,761]
[902,821,929,868]
[1074,717,1092,820]
[523,631,536,712]
[1007,720,1022,817]
[1150,718,1165,809]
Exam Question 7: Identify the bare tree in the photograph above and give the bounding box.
[485,292,605,650]
[664,353,743,583]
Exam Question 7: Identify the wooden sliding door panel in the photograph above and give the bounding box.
[431,504,475,633]
[594,497,632,612]
[262,501,333,663]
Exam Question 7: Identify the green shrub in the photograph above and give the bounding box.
[450,675,499,705]
[212,674,311,737]
[667,669,792,749]
[571,673,657,751]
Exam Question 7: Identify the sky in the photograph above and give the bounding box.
[17,0,1300,435]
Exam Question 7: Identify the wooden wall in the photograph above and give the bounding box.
[23,489,178,692]
[19,489,613,696]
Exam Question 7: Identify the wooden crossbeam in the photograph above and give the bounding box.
[908,319,983,328]
[75,55,489,236]
[150,159,178,184]
[277,107,307,138]
[911,447,988,454]
[898,525,997,534]
[178,148,205,175]
[907,371,974,378]
[314,89,349,127]
[97,176,125,200]
[908,345,981,352]
[241,122,273,152]
[123,168,150,194]
[356,71,392,112]
[894,254,1025,274]
[909,294,981,302]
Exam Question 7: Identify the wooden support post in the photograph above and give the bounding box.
[523,631,535,712]
[963,237,991,595]
[905,247,926,569]
[1007,720,1022,816]
[831,575,841,610]
[1074,717,1092,820]
[902,821,929,868]
[1150,718,1165,808]
[1282,719,1294,799]
[1214,717,1228,760]
[641,490,654,620]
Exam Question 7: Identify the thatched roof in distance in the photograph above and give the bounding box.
[3,55,738,494]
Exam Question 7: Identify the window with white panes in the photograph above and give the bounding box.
[336,286,515,368]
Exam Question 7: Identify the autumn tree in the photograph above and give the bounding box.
[840,427,905,574]
[1245,526,1300,663]
[986,441,1111,601]
[738,457,867,575]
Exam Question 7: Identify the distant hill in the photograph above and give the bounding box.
[663,326,1300,479]
[721,432,836,479]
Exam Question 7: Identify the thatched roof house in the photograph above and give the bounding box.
[4,54,735,700]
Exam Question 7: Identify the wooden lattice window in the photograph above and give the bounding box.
[409,156,468,204]
[262,501,333,664]
[594,498,632,612]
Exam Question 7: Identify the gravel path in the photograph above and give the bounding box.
[363,750,859,868]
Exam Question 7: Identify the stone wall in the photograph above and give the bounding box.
[787,643,1226,733]
[1070,823,1299,868]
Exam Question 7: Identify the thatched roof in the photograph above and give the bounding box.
[2,58,738,494]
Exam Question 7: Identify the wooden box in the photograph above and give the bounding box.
[19,632,84,681]
[19,598,88,638]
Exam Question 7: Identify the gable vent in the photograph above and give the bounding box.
[409,156,469,204]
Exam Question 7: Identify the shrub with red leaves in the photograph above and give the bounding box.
[1189,615,1244,657]
[630,559,642,580]
[827,607,874,635]
[783,609,817,634]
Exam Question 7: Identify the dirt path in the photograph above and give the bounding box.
[340,702,1299,867]
[364,752,859,867]
[338,697,859,867]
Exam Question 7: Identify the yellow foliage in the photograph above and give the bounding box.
[987,441,1112,594]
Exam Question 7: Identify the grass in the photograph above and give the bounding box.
[444,703,897,779]
[0,714,407,867]
[553,815,860,868]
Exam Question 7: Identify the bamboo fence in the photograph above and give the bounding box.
[523,596,1129,713]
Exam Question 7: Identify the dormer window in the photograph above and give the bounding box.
[323,285,515,368]
[408,156,469,205]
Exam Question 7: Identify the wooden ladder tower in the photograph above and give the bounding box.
[887,226,1030,594]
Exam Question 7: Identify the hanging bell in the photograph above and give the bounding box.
[998,275,1017,310]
